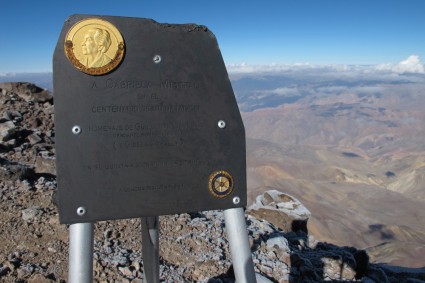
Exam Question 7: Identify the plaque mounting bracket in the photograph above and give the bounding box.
[67,209,257,283]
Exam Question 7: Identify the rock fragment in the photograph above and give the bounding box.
[0,157,35,181]
[247,189,311,233]
[0,266,11,277]
[34,156,55,175]
[0,121,16,141]
[28,133,42,145]
[1,110,22,122]
[22,207,41,221]
[266,235,289,251]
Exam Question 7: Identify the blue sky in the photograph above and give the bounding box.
[1,0,425,72]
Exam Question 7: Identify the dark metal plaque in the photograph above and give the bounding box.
[54,15,246,224]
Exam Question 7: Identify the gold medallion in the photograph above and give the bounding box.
[64,18,125,75]
[208,170,234,198]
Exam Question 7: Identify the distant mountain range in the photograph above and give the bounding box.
[0,72,52,90]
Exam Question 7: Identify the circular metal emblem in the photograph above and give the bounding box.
[64,18,125,75]
[208,170,234,198]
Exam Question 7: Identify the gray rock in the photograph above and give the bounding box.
[0,121,16,141]
[247,189,311,233]
[38,150,52,159]
[0,158,35,181]
[34,156,56,175]
[43,105,54,115]
[132,261,141,271]
[108,255,130,267]
[0,266,11,277]
[0,139,16,152]
[45,130,53,137]
[118,266,134,278]
[18,180,33,191]
[1,110,22,123]
[322,257,356,280]
[266,236,289,252]
[22,207,41,221]
[28,133,42,145]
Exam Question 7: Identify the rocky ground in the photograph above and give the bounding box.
[1,82,424,282]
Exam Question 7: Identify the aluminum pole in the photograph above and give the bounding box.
[224,207,257,283]
[68,222,94,283]
[141,216,160,283]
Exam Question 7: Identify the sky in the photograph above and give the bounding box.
[1,0,425,73]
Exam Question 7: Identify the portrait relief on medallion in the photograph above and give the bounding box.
[82,28,113,68]
[64,18,125,75]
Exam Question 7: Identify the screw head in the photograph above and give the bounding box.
[76,207,86,216]
[233,197,240,205]
[153,55,161,64]
[72,126,81,135]
[218,120,226,129]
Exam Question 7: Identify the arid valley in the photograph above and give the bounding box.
[231,64,425,267]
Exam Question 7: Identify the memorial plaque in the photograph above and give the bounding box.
[54,15,246,224]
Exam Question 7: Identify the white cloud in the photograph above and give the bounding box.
[227,63,278,73]
[398,55,425,73]
[376,55,425,74]
[260,87,301,97]
[227,55,425,75]
[227,63,374,75]
[226,62,313,74]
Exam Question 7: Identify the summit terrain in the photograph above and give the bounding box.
[4,81,422,282]
[1,68,425,281]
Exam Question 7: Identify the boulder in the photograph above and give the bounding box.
[22,207,41,221]
[247,189,311,233]
[1,110,22,123]
[0,157,35,181]
[34,156,56,176]
[0,121,16,141]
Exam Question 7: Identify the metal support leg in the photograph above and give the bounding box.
[141,216,160,283]
[68,222,94,283]
[224,207,257,283]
